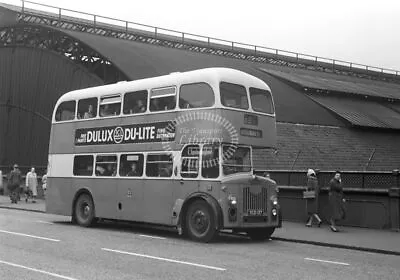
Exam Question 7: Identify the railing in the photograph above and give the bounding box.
[16,0,399,78]
[255,170,400,189]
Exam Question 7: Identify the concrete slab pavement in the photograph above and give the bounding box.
[1,195,399,255]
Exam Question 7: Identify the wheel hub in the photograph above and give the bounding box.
[192,210,209,234]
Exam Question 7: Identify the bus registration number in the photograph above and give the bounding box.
[248,210,264,216]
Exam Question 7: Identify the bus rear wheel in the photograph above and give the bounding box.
[74,193,95,227]
[246,227,275,241]
[185,200,217,242]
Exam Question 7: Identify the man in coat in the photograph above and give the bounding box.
[8,164,22,203]
[329,171,346,232]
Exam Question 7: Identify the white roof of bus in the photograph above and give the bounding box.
[56,67,270,104]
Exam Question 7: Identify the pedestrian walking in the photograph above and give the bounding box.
[329,171,346,232]
[305,169,322,227]
[7,164,22,204]
[42,171,48,198]
[25,167,38,203]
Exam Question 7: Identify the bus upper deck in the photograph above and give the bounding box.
[51,68,277,153]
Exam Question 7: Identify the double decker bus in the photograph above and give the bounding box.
[47,67,281,242]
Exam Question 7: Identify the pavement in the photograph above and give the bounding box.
[1,195,399,256]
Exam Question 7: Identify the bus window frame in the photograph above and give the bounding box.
[145,152,175,178]
[219,81,249,110]
[119,153,145,178]
[77,97,99,120]
[149,86,177,112]
[200,144,221,180]
[180,144,201,179]
[249,87,275,115]
[99,94,122,118]
[178,82,215,110]
[54,100,77,123]
[123,90,149,116]
[221,144,253,176]
[95,154,119,177]
[73,154,94,177]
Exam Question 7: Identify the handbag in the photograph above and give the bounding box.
[303,190,316,199]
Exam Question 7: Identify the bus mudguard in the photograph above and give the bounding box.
[71,188,95,217]
[175,192,224,232]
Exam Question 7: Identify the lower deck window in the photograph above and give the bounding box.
[146,154,173,177]
[119,154,144,177]
[73,155,94,176]
[95,155,117,176]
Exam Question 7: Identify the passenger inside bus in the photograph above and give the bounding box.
[100,104,113,117]
[159,163,173,177]
[126,162,141,177]
[83,104,95,119]
[131,99,146,114]
[150,98,162,111]
[96,163,116,176]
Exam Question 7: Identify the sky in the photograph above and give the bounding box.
[2,0,400,71]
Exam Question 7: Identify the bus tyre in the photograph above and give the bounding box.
[246,227,275,241]
[185,200,217,243]
[74,194,95,227]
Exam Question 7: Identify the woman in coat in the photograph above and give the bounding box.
[25,167,38,203]
[329,171,346,232]
[305,169,322,227]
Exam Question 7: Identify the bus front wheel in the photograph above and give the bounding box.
[246,227,275,241]
[74,193,95,227]
[185,200,217,242]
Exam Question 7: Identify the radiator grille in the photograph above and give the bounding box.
[243,186,268,214]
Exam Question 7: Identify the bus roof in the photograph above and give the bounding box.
[56,67,271,104]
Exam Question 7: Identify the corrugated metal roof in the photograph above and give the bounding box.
[308,94,400,129]
[260,68,400,100]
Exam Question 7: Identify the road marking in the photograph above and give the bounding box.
[102,248,226,271]
[36,220,55,225]
[0,260,78,280]
[305,257,350,266]
[0,229,60,242]
[139,234,166,240]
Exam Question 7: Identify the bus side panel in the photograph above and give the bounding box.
[142,179,175,225]
[117,178,144,222]
[46,177,73,216]
[49,123,75,155]
[73,178,118,220]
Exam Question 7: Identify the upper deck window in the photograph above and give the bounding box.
[220,82,249,110]
[77,98,97,119]
[249,88,274,114]
[99,95,121,117]
[55,100,75,122]
[123,90,148,115]
[150,87,176,112]
[179,83,214,109]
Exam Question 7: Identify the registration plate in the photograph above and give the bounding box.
[248,210,264,216]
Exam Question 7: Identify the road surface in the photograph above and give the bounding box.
[0,208,399,280]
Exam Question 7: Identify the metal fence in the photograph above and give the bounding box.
[16,0,400,79]
[256,170,400,189]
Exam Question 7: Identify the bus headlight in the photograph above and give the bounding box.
[228,195,237,205]
[270,195,278,205]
